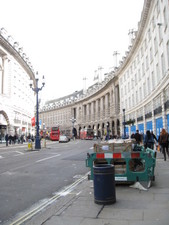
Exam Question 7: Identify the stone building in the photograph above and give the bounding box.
[0,28,36,141]
[40,0,169,139]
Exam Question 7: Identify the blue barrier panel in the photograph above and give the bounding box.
[131,125,136,134]
[167,114,169,133]
[138,123,144,133]
[146,121,152,131]
[156,117,163,139]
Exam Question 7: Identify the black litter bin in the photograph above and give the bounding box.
[93,164,116,205]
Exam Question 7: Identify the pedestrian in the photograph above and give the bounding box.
[134,130,142,145]
[8,134,12,144]
[131,133,135,139]
[144,130,154,149]
[5,133,9,146]
[151,131,157,150]
[20,135,24,144]
[159,128,169,161]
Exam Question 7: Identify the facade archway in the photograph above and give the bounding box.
[0,110,10,141]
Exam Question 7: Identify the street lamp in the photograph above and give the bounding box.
[123,109,126,139]
[30,72,45,149]
[106,122,110,140]
[70,117,76,139]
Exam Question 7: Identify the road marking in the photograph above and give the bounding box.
[0,155,4,159]
[10,172,89,225]
[36,154,60,163]
[14,151,24,156]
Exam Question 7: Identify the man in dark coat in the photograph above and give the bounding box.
[134,130,142,145]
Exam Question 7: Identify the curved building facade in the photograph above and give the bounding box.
[0,28,36,141]
[40,0,169,139]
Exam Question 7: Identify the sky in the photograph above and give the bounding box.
[0,0,144,101]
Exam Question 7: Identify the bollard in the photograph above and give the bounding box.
[28,139,33,150]
[42,138,46,148]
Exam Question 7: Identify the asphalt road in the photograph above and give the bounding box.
[0,140,95,224]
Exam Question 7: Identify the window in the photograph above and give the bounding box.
[128,81,130,91]
[150,47,153,63]
[135,73,137,85]
[139,87,142,102]
[147,77,150,93]
[136,91,138,104]
[167,41,169,68]
[141,47,144,57]
[154,37,158,54]
[158,24,162,43]
[143,82,146,97]
[161,53,166,77]
[148,28,151,41]
[152,16,155,31]
[163,7,167,30]
[124,85,127,94]
[129,97,131,108]
[156,63,160,83]
[142,62,145,75]
[137,53,140,64]
[138,69,141,81]
[134,60,136,69]
[132,93,134,107]
[144,39,147,49]
[146,55,149,70]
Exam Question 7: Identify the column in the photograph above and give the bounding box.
[100,97,104,119]
[96,99,99,121]
[91,101,94,122]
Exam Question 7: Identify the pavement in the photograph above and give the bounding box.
[1,143,169,225]
[25,150,169,225]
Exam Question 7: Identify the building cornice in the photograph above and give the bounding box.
[0,33,35,81]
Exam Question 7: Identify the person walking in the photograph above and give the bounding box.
[151,131,157,150]
[5,133,9,147]
[134,130,142,145]
[159,128,169,161]
[144,130,154,149]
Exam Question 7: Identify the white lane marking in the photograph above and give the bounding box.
[14,151,24,156]
[0,155,4,159]
[36,154,60,163]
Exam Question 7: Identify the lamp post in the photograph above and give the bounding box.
[123,109,126,139]
[30,72,45,150]
[106,122,109,140]
[70,117,76,140]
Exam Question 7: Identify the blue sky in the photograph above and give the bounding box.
[0,0,144,101]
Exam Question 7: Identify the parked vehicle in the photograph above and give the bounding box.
[59,135,69,143]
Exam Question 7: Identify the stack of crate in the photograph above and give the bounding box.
[93,139,136,174]
[93,139,135,153]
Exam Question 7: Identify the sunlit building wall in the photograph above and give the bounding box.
[119,0,169,138]
[0,28,35,140]
[40,0,169,138]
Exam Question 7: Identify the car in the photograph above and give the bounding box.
[59,135,69,143]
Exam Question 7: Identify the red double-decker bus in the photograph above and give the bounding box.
[80,128,94,140]
[50,126,60,141]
